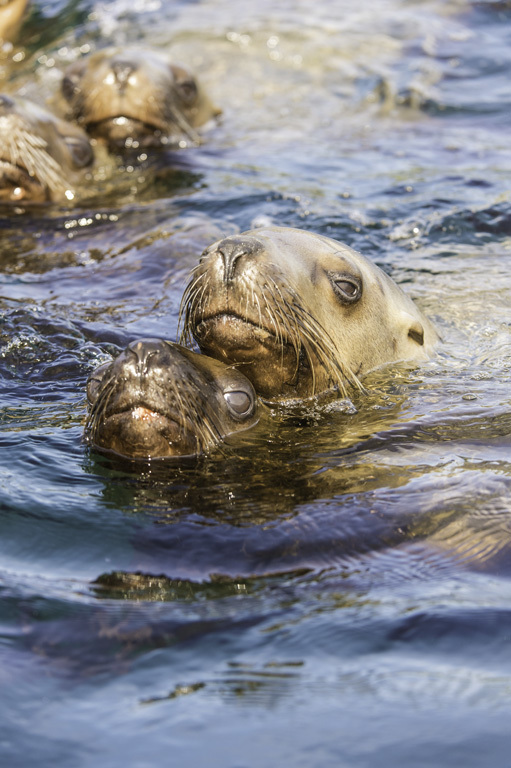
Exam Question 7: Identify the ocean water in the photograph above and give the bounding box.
[1,0,511,765]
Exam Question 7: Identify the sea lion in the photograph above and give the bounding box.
[180,226,438,401]
[0,93,93,203]
[86,339,259,459]
[62,46,219,151]
[0,0,28,44]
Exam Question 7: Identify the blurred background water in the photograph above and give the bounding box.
[1,0,511,765]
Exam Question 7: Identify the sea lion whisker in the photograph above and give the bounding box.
[263,276,308,376]
[252,289,264,336]
[267,278,303,354]
[289,304,364,395]
[187,280,210,338]
[285,303,351,395]
[180,386,223,451]
[260,289,286,364]
[260,288,282,345]
[178,273,208,345]
[86,374,116,440]
[262,282,300,371]
[7,124,69,194]
[167,370,226,453]
[166,101,201,145]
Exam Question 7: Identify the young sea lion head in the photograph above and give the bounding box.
[86,339,259,459]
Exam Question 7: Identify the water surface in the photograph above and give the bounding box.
[1,0,511,766]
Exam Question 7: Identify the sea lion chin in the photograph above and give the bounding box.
[181,226,439,401]
[85,339,259,460]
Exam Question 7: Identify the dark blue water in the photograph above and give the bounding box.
[1,0,511,765]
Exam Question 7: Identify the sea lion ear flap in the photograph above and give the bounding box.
[397,310,425,346]
[407,318,425,346]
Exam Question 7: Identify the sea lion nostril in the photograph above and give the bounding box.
[126,338,166,371]
[111,60,138,87]
[218,244,248,282]
[217,237,263,282]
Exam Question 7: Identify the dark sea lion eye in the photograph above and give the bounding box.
[63,136,94,168]
[330,274,362,304]
[177,79,198,105]
[169,64,199,106]
[62,75,78,102]
[62,63,86,102]
[224,389,254,417]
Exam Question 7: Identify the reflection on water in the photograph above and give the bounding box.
[1,0,511,765]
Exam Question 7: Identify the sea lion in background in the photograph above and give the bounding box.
[0,93,93,203]
[86,339,259,459]
[0,0,28,44]
[61,47,220,151]
[181,226,438,402]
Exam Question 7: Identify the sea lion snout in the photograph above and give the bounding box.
[212,236,264,283]
[125,338,168,376]
[110,58,139,90]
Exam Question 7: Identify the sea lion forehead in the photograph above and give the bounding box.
[239,226,353,258]
[81,47,172,79]
[237,226,366,280]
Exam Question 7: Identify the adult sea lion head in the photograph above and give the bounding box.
[181,226,439,401]
[62,46,219,151]
[86,339,259,459]
[0,94,93,203]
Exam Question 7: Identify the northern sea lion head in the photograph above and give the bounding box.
[0,94,93,203]
[86,339,259,459]
[181,226,438,401]
[62,47,219,151]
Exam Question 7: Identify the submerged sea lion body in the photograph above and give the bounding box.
[62,47,219,151]
[181,226,438,401]
[86,339,259,459]
[0,93,93,203]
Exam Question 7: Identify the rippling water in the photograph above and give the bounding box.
[1,0,511,765]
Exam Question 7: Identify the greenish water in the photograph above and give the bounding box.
[1,0,511,765]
